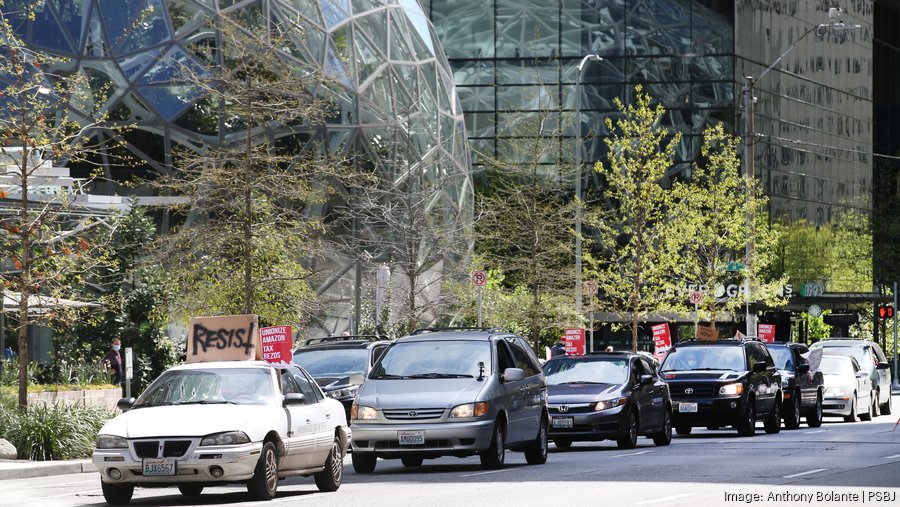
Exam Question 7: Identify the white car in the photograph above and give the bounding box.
[92,361,349,505]
[820,354,874,422]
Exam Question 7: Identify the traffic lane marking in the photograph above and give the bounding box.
[611,450,653,458]
[633,493,699,505]
[803,430,827,434]
[783,468,827,479]
[885,453,900,459]
[458,468,516,478]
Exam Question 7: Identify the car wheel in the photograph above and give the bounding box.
[783,391,801,430]
[524,416,549,465]
[178,484,204,496]
[881,390,893,415]
[314,436,343,492]
[806,392,823,428]
[247,441,278,500]
[860,395,874,422]
[652,409,672,446]
[616,411,638,449]
[844,394,858,423]
[401,456,424,467]
[675,425,692,436]
[737,402,755,437]
[553,438,572,449]
[764,397,781,434]
[101,482,134,506]
[352,451,377,474]
[479,421,506,470]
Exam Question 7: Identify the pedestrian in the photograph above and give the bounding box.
[102,338,123,387]
[550,340,566,357]
[605,346,614,352]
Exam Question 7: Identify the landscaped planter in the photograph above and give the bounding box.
[27,388,121,410]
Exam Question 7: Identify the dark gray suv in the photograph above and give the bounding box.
[350,328,549,472]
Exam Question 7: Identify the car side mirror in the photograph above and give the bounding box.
[797,364,810,375]
[856,371,868,378]
[503,367,525,382]
[349,372,365,386]
[639,374,654,386]
[116,397,135,412]
[877,362,891,370]
[753,362,768,373]
[283,393,306,406]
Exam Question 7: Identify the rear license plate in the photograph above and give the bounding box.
[552,416,574,429]
[398,430,425,445]
[142,458,176,476]
[678,402,698,413]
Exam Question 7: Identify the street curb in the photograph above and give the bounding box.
[0,459,92,480]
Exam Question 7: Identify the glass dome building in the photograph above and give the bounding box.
[2,0,473,334]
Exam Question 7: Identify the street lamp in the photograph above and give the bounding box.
[575,54,603,316]
[741,8,858,335]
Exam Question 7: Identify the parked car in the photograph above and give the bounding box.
[659,339,782,437]
[350,327,549,472]
[810,339,892,415]
[543,352,672,449]
[293,334,392,420]
[820,354,874,422]
[93,361,349,505]
[766,342,824,429]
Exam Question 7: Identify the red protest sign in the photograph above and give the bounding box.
[260,326,293,365]
[651,323,671,363]
[757,324,776,343]
[563,328,585,356]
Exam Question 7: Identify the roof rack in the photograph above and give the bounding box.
[303,334,388,345]
[410,327,510,335]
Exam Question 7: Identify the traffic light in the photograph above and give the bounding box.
[877,305,895,319]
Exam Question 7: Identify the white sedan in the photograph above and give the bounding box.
[820,354,874,422]
[92,361,349,505]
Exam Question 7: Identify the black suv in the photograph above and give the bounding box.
[293,335,392,419]
[659,339,782,437]
[766,342,824,429]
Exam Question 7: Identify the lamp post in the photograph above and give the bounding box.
[575,54,603,315]
[741,8,856,335]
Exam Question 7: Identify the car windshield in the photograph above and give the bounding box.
[819,355,853,376]
[812,345,871,370]
[660,346,745,372]
[294,349,369,376]
[134,367,276,407]
[543,357,628,385]
[768,347,794,371]
[370,340,490,379]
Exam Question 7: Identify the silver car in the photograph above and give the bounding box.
[820,354,874,422]
[350,328,548,472]
[810,339,893,416]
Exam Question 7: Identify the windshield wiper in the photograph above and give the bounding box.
[132,401,172,408]
[557,381,607,384]
[173,400,238,405]
[369,373,405,380]
[406,373,473,379]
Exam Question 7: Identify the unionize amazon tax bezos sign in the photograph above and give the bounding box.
[260,326,293,366]
[187,314,260,363]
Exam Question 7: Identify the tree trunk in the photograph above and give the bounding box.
[17,148,30,409]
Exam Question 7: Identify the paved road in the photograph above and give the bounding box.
[5,398,900,507]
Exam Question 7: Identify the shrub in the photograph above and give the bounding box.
[0,397,114,460]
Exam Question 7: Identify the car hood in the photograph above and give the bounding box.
[548,383,621,402]
[99,404,279,440]
[822,373,854,387]
[359,378,484,409]
[662,370,746,381]
[314,376,353,389]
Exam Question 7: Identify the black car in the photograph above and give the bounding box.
[659,339,782,437]
[293,335,392,419]
[766,342,824,429]
[544,352,672,449]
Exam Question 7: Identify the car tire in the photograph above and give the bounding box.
[352,451,377,474]
[401,456,424,467]
[247,441,278,500]
[783,391,801,430]
[675,425,691,436]
[314,436,343,492]
[101,482,134,506]
[553,438,572,449]
[652,409,672,446]
[844,394,858,423]
[764,397,781,434]
[616,411,638,449]
[479,421,506,470]
[806,392,823,428]
[881,390,893,415]
[737,402,755,437]
[860,396,874,422]
[178,484,203,496]
[524,416,549,465]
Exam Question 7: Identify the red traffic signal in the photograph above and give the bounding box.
[878,305,895,319]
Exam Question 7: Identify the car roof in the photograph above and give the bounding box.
[295,340,390,351]
[395,329,512,343]
[169,360,278,371]
[811,339,871,347]
[673,339,744,347]
[547,352,636,359]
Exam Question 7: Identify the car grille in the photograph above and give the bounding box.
[549,403,594,414]
[132,440,193,458]
[373,439,453,449]
[670,385,716,398]
[383,408,445,420]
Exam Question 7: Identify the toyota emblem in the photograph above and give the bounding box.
[684,388,694,394]
[558,405,569,413]
[408,410,418,417]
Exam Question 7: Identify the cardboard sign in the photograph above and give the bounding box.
[651,323,671,363]
[696,326,719,342]
[187,314,259,363]
[564,328,585,355]
[757,324,776,343]
[260,326,293,365]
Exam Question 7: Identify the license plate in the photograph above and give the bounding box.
[398,430,425,445]
[142,458,176,476]
[678,402,698,413]
[552,416,574,429]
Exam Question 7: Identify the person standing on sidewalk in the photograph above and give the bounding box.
[102,338,123,388]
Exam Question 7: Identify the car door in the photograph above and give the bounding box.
[793,345,815,406]
[507,337,545,443]
[290,366,335,465]
[639,357,667,429]
[629,358,655,430]
[747,343,777,415]
[850,358,873,408]
[871,343,890,405]
[278,369,320,470]
[496,339,528,444]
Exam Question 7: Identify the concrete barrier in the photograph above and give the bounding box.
[27,388,121,410]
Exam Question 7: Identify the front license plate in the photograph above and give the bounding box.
[398,430,425,445]
[552,416,574,429]
[678,402,698,413]
[142,458,176,476]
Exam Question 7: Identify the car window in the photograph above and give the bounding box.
[820,355,853,375]
[630,361,642,386]
[639,358,657,377]
[369,340,492,379]
[135,367,277,407]
[660,346,745,371]
[746,344,769,369]
[769,347,794,370]
[513,337,543,373]
[293,348,369,376]
[506,337,540,377]
[288,368,322,403]
[280,369,301,395]
[543,357,628,385]
[497,340,516,372]
[371,345,389,368]
[872,343,887,363]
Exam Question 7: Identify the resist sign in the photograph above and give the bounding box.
[187,314,259,363]
[260,326,293,366]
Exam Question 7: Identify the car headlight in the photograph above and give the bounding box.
[719,383,744,397]
[351,405,378,420]
[95,434,127,449]
[326,385,359,399]
[450,402,489,418]
[594,398,626,411]
[200,431,251,446]
[781,378,790,388]
[826,386,849,398]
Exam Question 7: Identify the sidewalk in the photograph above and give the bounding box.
[0,458,92,480]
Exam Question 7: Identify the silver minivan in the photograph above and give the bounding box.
[349,328,548,472]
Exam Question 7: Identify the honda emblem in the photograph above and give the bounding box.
[558,405,569,413]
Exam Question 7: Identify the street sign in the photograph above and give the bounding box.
[725,262,745,272]
[583,279,598,296]
[689,291,702,305]
[471,270,487,286]
[124,347,133,380]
